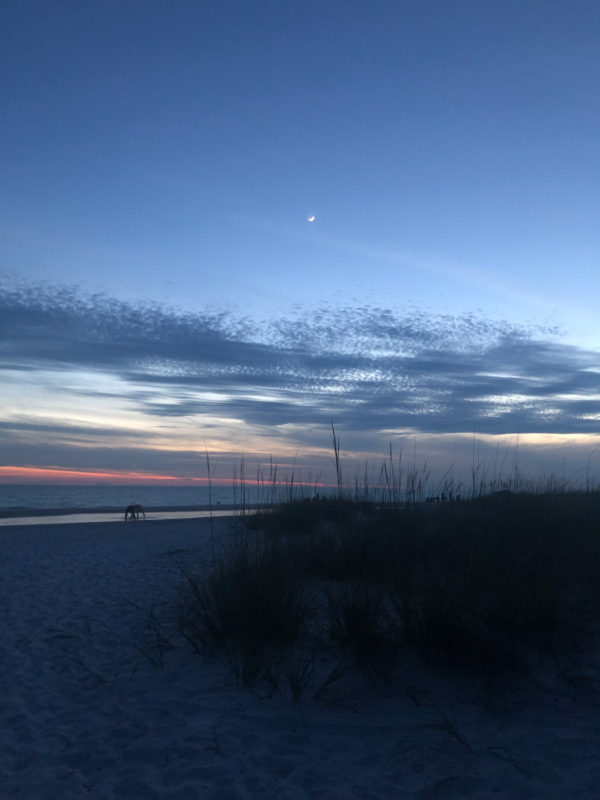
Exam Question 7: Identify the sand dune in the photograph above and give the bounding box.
[1,517,599,798]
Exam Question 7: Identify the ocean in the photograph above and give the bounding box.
[0,483,271,526]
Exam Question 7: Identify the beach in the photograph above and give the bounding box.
[1,516,599,799]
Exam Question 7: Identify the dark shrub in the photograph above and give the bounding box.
[179,536,308,686]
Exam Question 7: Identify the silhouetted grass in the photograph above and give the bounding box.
[178,534,309,686]
[180,488,600,692]
[327,582,397,684]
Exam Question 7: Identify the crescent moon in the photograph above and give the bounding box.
[307,215,315,222]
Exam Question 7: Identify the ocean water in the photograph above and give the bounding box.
[0,483,258,517]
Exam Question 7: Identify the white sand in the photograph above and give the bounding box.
[1,517,599,799]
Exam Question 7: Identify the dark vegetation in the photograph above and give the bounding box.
[178,488,600,697]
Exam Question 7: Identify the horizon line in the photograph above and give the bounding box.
[0,465,331,489]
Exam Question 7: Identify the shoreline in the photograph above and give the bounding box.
[0,502,263,518]
[0,507,253,527]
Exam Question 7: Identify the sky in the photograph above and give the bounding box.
[1,0,599,491]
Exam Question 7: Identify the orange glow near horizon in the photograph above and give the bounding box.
[0,465,332,488]
[0,466,211,485]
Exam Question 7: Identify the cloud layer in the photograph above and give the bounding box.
[2,280,599,446]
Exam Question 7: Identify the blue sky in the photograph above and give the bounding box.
[1,1,599,488]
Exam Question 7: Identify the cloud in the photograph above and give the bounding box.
[1,279,599,444]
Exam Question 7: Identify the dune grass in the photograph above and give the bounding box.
[178,486,600,696]
[178,531,310,687]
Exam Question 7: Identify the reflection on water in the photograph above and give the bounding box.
[0,509,242,527]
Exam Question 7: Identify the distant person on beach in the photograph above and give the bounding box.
[124,503,145,520]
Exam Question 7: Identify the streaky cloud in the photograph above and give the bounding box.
[1,279,599,437]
